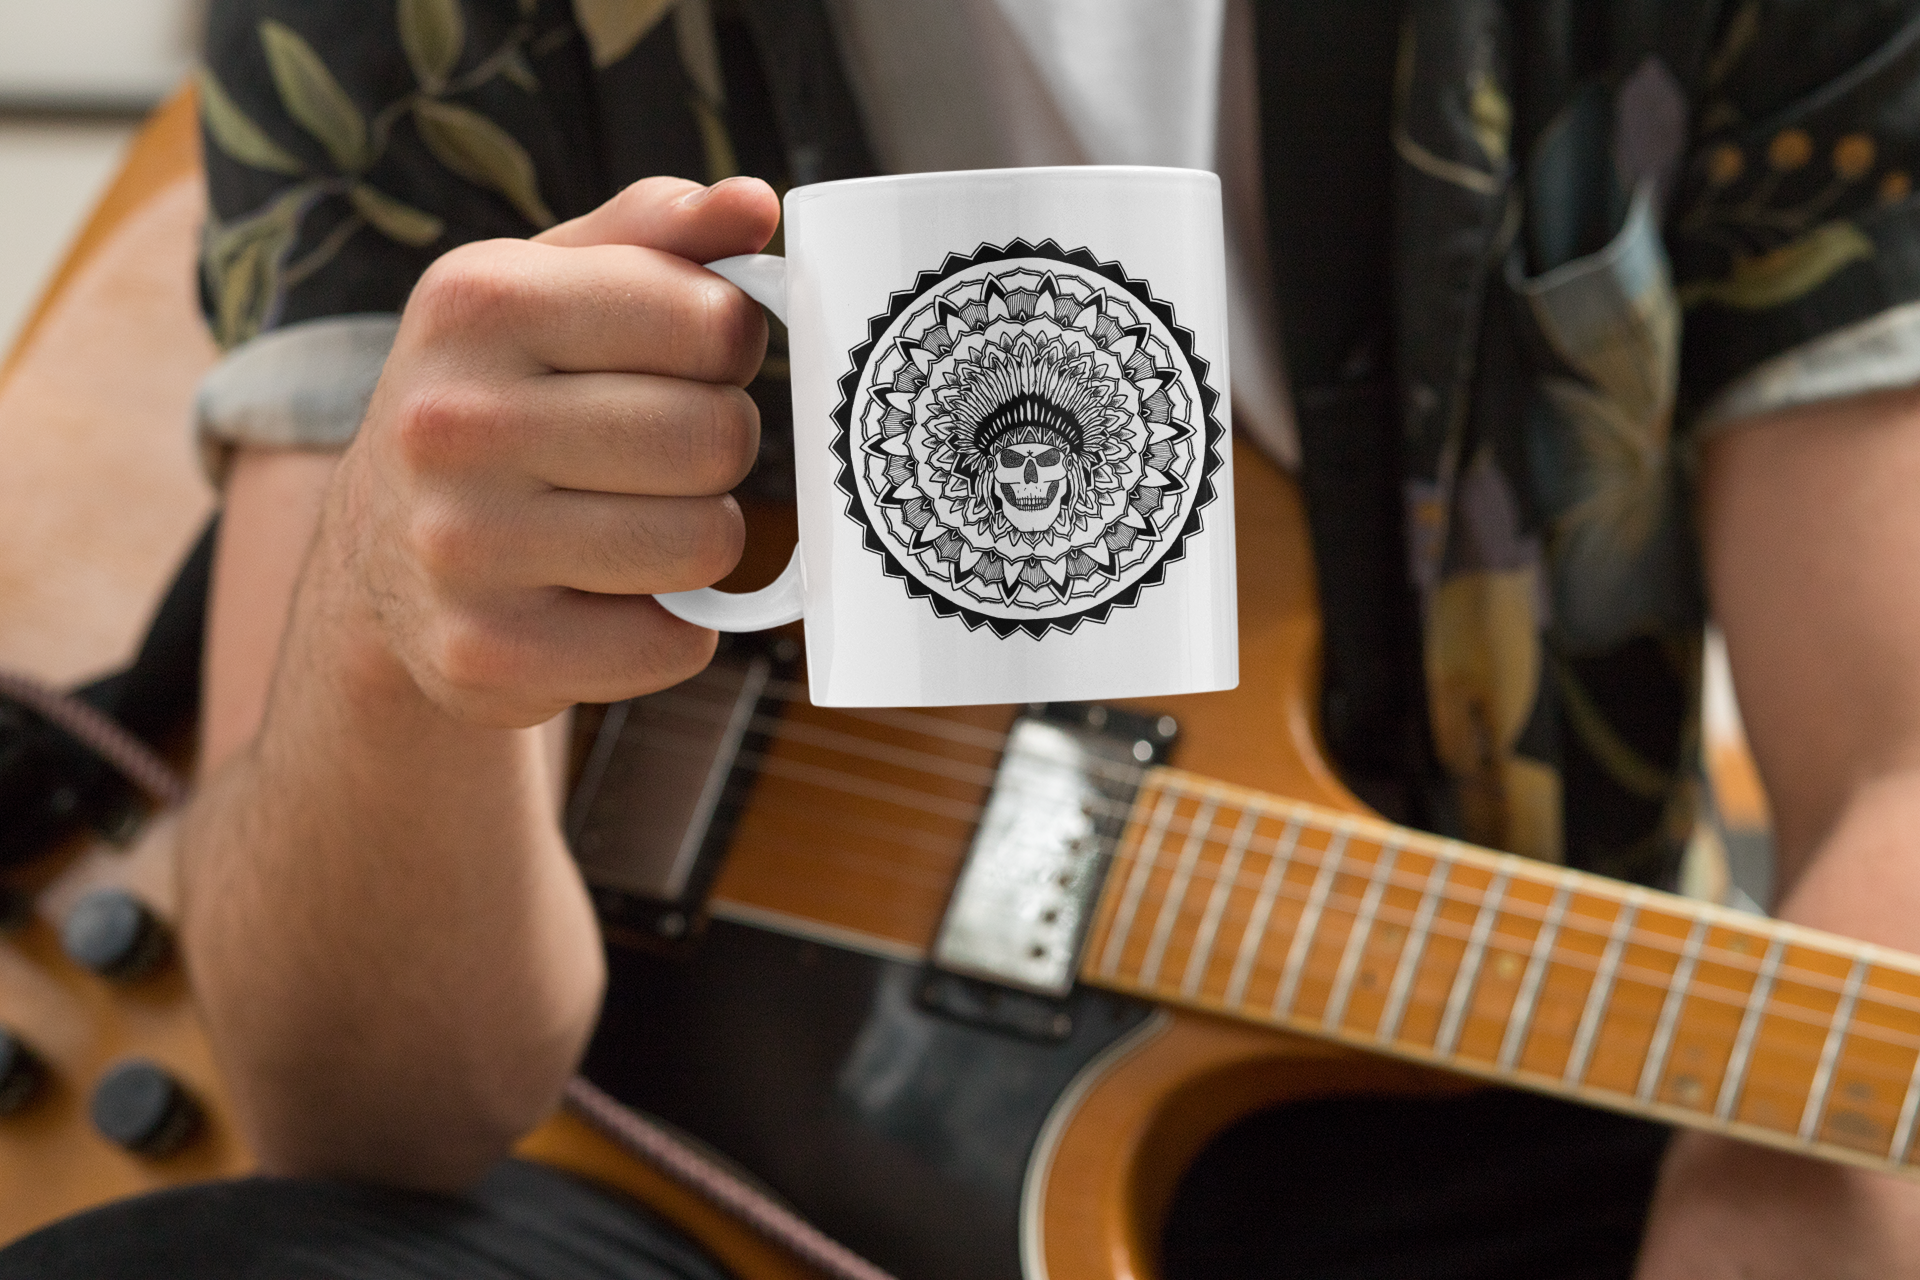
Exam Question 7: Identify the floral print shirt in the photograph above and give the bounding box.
[197,0,1920,889]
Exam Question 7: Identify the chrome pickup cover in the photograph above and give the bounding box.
[931,705,1176,996]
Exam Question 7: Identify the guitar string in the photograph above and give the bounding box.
[740,779,1920,1118]
[643,709,1920,1043]
[626,717,1920,1092]
[628,695,1920,1019]
[835,835,1920,1133]
[633,698,1920,1022]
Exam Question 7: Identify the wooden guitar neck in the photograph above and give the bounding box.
[1082,766,1920,1179]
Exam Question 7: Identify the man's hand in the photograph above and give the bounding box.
[182,176,782,1191]
[332,175,779,728]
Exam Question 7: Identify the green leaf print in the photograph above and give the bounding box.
[1680,220,1874,310]
[348,183,447,246]
[573,0,675,69]
[203,186,309,347]
[398,0,466,93]
[259,19,369,171]
[412,98,555,227]
[197,68,304,175]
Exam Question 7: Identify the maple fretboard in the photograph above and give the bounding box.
[1083,767,1920,1176]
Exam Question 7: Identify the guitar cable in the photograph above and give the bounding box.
[1,665,901,1280]
[0,672,188,810]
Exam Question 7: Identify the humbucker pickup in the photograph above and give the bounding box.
[930,703,1177,997]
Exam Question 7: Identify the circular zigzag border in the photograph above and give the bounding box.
[829,238,1225,640]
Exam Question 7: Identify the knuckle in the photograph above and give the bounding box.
[405,504,481,583]
[612,176,693,222]
[411,241,531,335]
[429,613,522,700]
[391,383,495,473]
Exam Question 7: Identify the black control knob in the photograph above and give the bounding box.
[61,888,169,980]
[90,1059,200,1156]
[0,1028,45,1116]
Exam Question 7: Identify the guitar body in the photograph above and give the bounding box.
[559,435,1468,1280]
[585,925,1463,1280]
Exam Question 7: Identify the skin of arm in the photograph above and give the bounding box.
[1634,383,1920,1278]
[177,176,783,1191]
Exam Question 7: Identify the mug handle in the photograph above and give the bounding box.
[652,254,804,632]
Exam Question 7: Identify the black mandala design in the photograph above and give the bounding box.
[831,240,1224,638]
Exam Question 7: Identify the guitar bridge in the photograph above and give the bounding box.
[929,703,1176,998]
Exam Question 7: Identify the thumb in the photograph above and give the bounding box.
[535,175,780,263]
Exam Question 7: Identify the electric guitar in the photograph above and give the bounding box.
[555,437,1920,1280]
[7,438,1920,1280]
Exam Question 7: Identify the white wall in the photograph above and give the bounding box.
[0,1,201,109]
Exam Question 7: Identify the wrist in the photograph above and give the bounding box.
[263,452,485,768]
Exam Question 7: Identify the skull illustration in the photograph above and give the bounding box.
[995,440,1070,532]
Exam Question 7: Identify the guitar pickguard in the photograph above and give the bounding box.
[585,920,1154,1280]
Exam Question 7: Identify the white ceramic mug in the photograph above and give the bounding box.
[656,166,1237,707]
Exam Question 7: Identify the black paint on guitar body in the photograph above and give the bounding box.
[584,920,1155,1280]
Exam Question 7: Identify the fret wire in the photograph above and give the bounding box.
[1125,811,1893,1044]
[1801,957,1869,1142]
[675,707,1920,1122]
[1081,866,1920,1099]
[1181,807,1263,999]
[649,695,1920,1023]
[1271,828,1352,1018]
[1123,815,1887,1022]
[1224,816,1304,1008]
[1073,842,1920,1102]
[1499,882,1573,1071]
[1564,891,1644,1086]
[1149,869,1920,1088]
[1324,844,1402,1032]
[1145,909,1920,1099]
[700,699,1911,1018]
[1639,918,1711,1103]
[1137,800,1221,988]
[749,744,1920,1072]
[703,703,1920,1064]
[1715,936,1786,1120]
[1435,870,1512,1056]
[1225,922,1907,1068]
[1096,787,1180,979]
[1890,1033,1920,1164]
[1119,776,1881,1016]
[1377,849,1455,1043]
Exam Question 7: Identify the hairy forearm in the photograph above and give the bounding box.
[175,179,774,1192]
[179,493,604,1191]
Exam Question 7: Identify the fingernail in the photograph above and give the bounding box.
[682,176,760,208]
